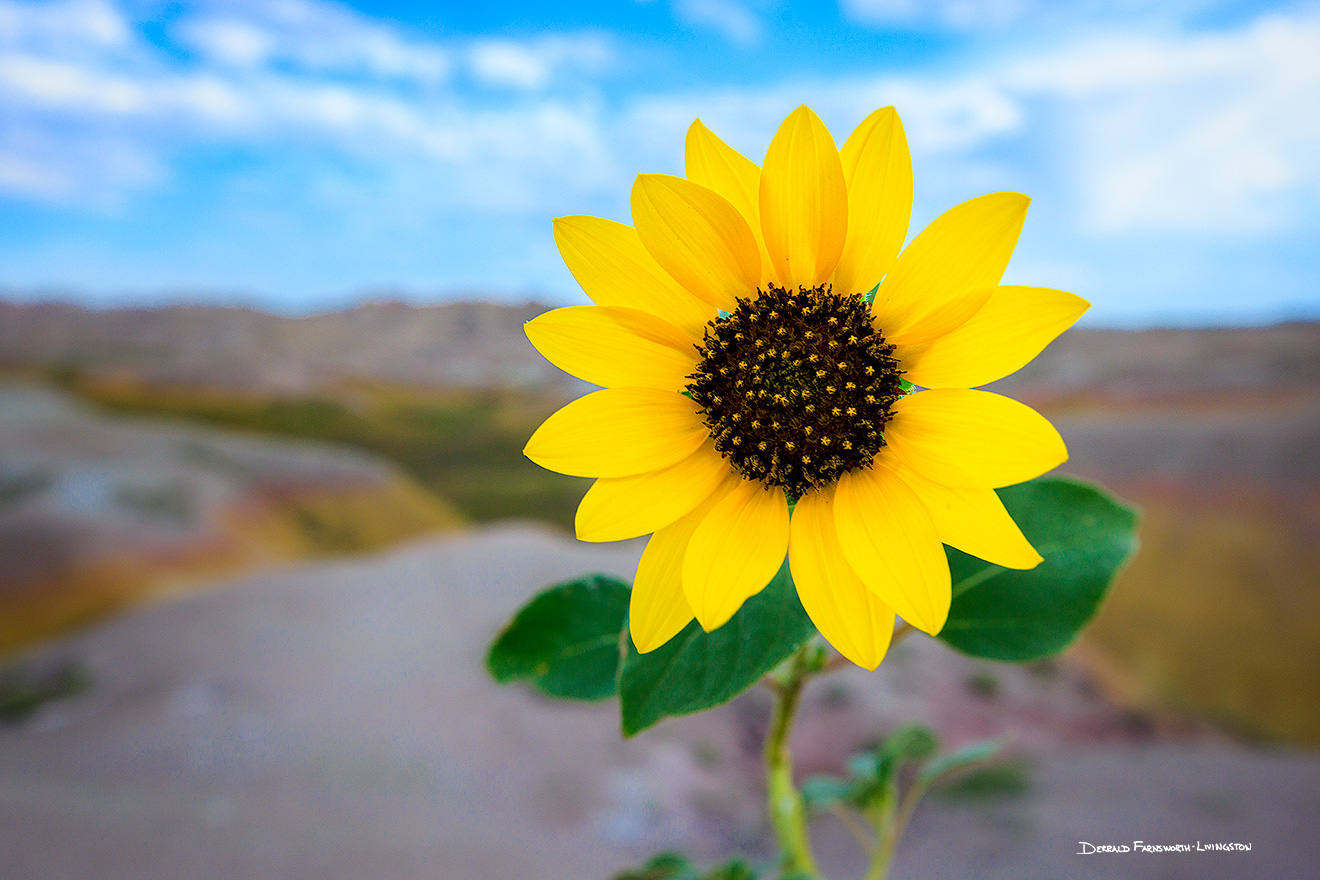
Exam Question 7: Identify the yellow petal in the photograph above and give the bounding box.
[759,105,849,289]
[630,473,741,653]
[872,191,1029,344]
[834,461,951,635]
[552,215,715,341]
[524,306,699,392]
[887,457,1042,569]
[884,389,1068,488]
[685,119,775,287]
[576,441,733,543]
[831,107,913,298]
[682,478,789,631]
[789,486,897,670]
[632,173,761,312]
[524,388,708,478]
[897,286,1090,389]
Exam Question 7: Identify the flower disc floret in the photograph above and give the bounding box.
[686,284,905,498]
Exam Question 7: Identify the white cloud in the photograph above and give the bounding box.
[620,73,1024,173]
[468,42,549,90]
[674,0,763,45]
[625,9,1320,235]
[0,0,624,208]
[177,2,611,91]
[0,118,160,204]
[177,0,451,83]
[0,0,131,50]
[0,149,74,199]
[839,0,1231,31]
[0,0,1316,245]
[1004,13,1320,232]
[841,0,1028,29]
[0,53,145,112]
[182,19,273,68]
[467,35,613,90]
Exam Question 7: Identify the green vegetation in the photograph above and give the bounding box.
[0,469,52,508]
[932,760,1031,802]
[112,481,193,523]
[964,668,1001,699]
[0,660,91,723]
[66,378,591,531]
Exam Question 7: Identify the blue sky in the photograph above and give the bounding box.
[0,0,1317,325]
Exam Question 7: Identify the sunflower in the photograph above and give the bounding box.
[523,105,1089,670]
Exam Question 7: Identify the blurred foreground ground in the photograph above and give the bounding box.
[3,524,1317,880]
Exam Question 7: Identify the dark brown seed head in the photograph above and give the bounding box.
[687,284,905,498]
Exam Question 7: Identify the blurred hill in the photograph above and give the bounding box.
[0,298,586,395]
[4,298,1313,400]
[1,298,1318,746]
[994,323,1320,403]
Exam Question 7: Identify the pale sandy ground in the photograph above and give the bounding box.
[2,525,1317,880]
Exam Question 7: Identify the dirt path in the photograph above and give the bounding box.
[3,525,1316,879]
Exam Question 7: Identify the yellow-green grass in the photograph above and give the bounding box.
[63,376,591,531]
[1080,486,1320,746]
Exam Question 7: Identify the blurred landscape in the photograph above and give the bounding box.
[5,0,1319,875]
[2,297,1318,878]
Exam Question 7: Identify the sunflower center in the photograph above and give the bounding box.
[687,283,905,498]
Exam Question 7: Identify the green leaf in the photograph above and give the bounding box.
[618,560,816,736]
[847,723,940,805]
[800,775,854,811]
[879,723,940,767]
[847,724,938,780]
[610,854,759,880]
[611,852,692,880]
[917,737,1006,788]
[938,476,1139,662]
[699,860,758,880]
[486,574,629,701]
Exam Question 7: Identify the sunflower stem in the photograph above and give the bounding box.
[764,626,922,878]
[765,644,820,878]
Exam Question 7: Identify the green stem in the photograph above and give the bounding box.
[862,816,893,880]
[866,777,928,880]
[765,646,819,878]
[762,626,924,879]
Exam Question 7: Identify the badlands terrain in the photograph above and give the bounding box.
[1,298,1318,877]
[2,300,1317,742]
